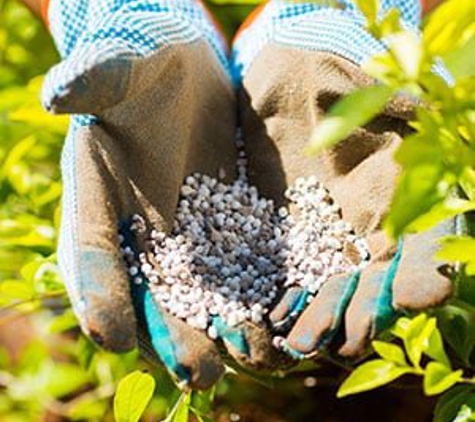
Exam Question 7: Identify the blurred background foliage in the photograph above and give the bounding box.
[0,0,474,421]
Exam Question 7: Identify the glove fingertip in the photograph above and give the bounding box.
[212,316,250,356]
[136,285,225,390]
[42,56,130,114]
[269,287,308,332]
[66,249,137,352]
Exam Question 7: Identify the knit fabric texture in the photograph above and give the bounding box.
[232,0,451,83]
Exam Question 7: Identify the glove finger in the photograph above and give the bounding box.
[212,317,294,373]
[42,11,203,115]
[268,287,309,333]
[338,242,404,358]
[59,126,137,352]
[42,38,133,114]
[132,282,225,390]
[284,273,359,357]
[63,247,137,351]
[392,220,455,311]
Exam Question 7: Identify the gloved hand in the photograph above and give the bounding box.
[43,0,288,389]
[234,0,458,360]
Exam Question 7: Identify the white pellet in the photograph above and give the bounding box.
[120,138,369,343]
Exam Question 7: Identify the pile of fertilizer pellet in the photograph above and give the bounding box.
[120,139,369,341]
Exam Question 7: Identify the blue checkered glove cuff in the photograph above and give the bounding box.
[232,0,423,83]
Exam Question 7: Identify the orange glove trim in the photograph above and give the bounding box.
[41,0,51,27]
[233,1,268,43]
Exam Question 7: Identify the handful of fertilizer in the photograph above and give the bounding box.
[120,139,369,343]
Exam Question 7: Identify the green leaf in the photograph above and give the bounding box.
[48,308,78,333]
[389,32,424,80]
[163,392,191,422]
[384,164,449,239]
[337,359,411,398]
[406,198,475,234]
[453,405,475,422]
[377,8,402,38]
[437,237,475,275]
[396,314,437,368]
[434,385,475,422]
[68,397,108,421]
[436,302,475,367]
[307,85,393,155]
[372,341,408,366]
[444,37,475,79]
[353,0,378,24]
[423,362,463,396]
[0,279,34,301]
[424,0,475,56]
[113,371,156,422]
[173,392,191,422]
[427,325,452,368]
[43,362,90,398]
[192,388,216,416]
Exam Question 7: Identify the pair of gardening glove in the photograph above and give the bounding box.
[43,0,458,390]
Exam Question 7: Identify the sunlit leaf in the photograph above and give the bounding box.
[384,164,449,239]
[114,371,156,422]
[337,359,411,398]
[307,85,393,155]
[406,198,475,234]
[437,237,475,275]
[444,37,475,80]
[372,341,408,366]
[423,362,463,396]
[424,0,475,56]
[390,32,424,80]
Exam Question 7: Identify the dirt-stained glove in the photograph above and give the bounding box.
[42,0,241,389]
[234,0,458,360]
[43,0,290,389]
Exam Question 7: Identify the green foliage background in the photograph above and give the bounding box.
[1,0,475,421]
[0,1,253,420]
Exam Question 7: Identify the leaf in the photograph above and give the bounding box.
[337,359,411,398]
[437,237,475,275]
[0,279,34,301]
[162,392,192,422]
[68,397,108,421]
[353,0,378,24]
[389,32,424,80]
[396,314,437,368]
[192,387,216,416]
[114,371,156,422]
[372,341,408,366]
[42,362,90,398]
[307,85,393,155]
[377,8,402,37]
[436,302,475,367]
[444,37,475,80]
[424,0,475,56]
[427,325,452,368]
[435,386,475,422]
[384,164,449,239]
[453,405,475,422]
[406,198,475,234]
[48,308,78,333]
[423,362,463,396]
[173,392,191,422]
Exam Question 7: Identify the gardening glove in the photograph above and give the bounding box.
[42,0,241,390]
[43,0,289,387]
[234,0,458,360]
